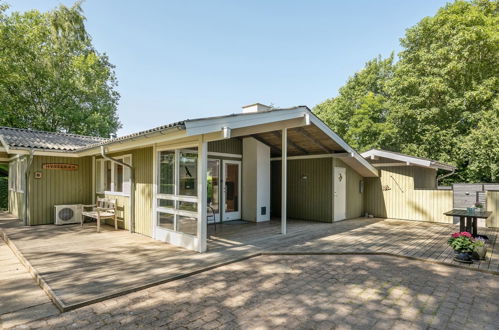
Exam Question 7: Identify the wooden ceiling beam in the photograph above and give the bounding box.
[295,127,333,154]
[251,135,281,154]
[272,131,309,155]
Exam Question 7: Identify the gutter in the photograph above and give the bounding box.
[100,146,136,233]
[23,150,35,226]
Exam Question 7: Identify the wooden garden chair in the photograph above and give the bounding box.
[82,198,117,233]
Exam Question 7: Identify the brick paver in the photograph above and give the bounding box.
[13,255,499,330]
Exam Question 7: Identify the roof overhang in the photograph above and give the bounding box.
[361,149,456,171]
[0,108,379,178]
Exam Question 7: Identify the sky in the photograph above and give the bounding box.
[9,0,450,136]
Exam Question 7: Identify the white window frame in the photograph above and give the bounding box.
[95,154,132,196]
[155,147,199,235]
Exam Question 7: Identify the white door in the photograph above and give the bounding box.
[222,160,241,221]
[333,167,346,221]
[207,159,220,223]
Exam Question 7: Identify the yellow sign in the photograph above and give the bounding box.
[42,163,79,171]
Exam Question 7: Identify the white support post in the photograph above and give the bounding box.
[281,128,287,235]
[197,136,208,252]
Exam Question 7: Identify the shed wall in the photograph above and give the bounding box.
[487,191,499,228]
[29,156,93,225]
[9,191,24,219]
[364,167,453,223]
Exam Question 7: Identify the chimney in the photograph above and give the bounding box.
[242,103,272,113]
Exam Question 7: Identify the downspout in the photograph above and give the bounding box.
[23,150,35,226]
[436,169,455,187]
[100,146,136,233]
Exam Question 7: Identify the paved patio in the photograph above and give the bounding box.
[1,212,498,327]
[13,254,499,330]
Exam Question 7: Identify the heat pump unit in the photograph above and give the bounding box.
[54,204,82,225]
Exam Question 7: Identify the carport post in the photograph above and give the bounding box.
[197,136,208,252]
[281,128,287,235]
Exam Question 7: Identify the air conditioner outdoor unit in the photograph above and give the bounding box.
[54,204,82,225]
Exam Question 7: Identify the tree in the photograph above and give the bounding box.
[315,0,498,182]
[386,0,498,172]
[314,55,396,152]
[0,2,121,137]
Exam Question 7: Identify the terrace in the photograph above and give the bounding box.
[1,212,498,314]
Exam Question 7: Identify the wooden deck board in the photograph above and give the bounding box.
[1,213,498,311]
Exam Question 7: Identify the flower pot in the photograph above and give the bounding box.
[475,246,487,260]
[475,207,483,213]
[453,251,473,264]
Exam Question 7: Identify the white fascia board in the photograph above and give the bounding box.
[308,114,378,177]
[184,108,307,136]
[362,149,455,171]
[361,149,432,168]
[430,163,456,171]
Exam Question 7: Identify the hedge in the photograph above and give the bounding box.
[0,177,7,210]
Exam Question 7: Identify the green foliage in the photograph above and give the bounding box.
[314,0,498,183]
[448,235,475,252]
[0,1,121,137]
[0,177,7,210]
[314,55,396,152]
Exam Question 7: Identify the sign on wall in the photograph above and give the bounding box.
[42,163,79,171]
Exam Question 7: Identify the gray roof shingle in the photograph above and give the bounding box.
[0,127,109,151]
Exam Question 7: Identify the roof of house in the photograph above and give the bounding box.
[361,149,456,171]
[0,106,380,177]
[0,127,109,151]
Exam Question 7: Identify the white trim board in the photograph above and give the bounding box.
[361,149,455,171]
[308,115,378,177]
[184,108,308,136]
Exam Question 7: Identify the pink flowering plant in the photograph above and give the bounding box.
[448,232,475,252]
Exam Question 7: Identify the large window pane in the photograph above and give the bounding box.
[114,163,123,192]
[177,215,197,236]
[159,151,175,194]
[105,161,112,191]
[178,201,197,212]
[96,160,103,192]
[158,199,175,209]
[179,151,197,196]
[157,212,174,230]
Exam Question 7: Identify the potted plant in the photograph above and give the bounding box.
[473,237,487,260]
[448,232,475,263]
[474,202,483,213]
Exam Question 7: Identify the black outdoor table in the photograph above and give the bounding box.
[444,209,492,237]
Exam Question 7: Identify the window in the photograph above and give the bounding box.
[96,155,132,195]
[9,157,26,193]
[156,148,198,236]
